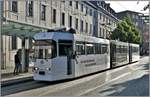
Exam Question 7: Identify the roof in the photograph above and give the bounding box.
[34,32,110,44]
[34,32,74,41]
[2,18,49,39]
[117,10,143,15]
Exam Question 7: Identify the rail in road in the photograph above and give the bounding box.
[1,66,130,96]
[3,56,148,96]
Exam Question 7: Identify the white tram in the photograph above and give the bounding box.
[33,31,110,81]
[129,43,140,63]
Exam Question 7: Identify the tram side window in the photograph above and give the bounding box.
[95,43,101,54]
[118,45,121,54]
[59,40,73,56]
[101,44,108,54]
[86,43,94,54]
[132,47,138,53]
[76,43,85,55]
[120,46,122,53]
[123,46,127,53]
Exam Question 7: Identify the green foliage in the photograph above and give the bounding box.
[111,16,142,44]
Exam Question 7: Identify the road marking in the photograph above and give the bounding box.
[78,71,132,96]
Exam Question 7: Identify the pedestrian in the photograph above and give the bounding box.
[14,51,21,75]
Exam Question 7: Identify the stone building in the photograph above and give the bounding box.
[1,0,118,73]
[89,1,118,39]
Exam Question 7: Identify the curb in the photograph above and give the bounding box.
[1,76,33,87]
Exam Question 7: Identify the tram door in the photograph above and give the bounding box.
[58,40,73,75]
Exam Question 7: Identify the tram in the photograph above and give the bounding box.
[33,29,140,81]
[33,31,110,81]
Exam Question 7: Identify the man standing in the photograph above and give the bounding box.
[14,51,21,75]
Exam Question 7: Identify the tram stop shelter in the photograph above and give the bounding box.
[1,18,49,72]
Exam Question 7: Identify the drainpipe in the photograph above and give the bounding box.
[21,37,26,72]
[0,0,2,69]
[149,1,150,66]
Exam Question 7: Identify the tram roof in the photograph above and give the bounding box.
[34,32,74,41]
[129,43,139,47]
[34,32,110,44]
[110,40,129,46]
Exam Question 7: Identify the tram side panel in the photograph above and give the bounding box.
[74,54,110,77]
[74,44,110,77]
[33,57,75,81]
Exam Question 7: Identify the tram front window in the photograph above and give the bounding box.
[34,40,57,59]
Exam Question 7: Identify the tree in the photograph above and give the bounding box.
[110,16,142,44]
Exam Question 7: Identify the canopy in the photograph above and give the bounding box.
[1,19,49,39]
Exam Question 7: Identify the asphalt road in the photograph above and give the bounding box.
[82,56,149,96]
[5,56,149,96]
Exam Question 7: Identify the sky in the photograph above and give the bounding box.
[106,1,149,15]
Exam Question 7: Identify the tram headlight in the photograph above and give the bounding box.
[33,67,39,71]
[46,68,51,71]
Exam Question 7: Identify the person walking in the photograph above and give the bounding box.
[14,51,21,75]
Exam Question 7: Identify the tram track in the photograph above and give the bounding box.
[1,76,80,96]
[2,80,47,96]
[2,61,140,96]
[2,78,71,96]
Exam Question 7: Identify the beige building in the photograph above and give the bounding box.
[1,0,118,73]
[1,0,97,73]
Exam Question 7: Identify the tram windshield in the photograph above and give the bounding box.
[34,40,57,59]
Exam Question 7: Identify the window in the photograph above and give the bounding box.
[26,1,33,17]
[52,9,56,23]
[95,44,101,54]
[86,6,88,15]
[80,20,83,32]
[90,24,92,34]
[34,40,57,59]
[12,36,17,50]
[86,22,88,33]
[103,15,105,22]
[75,18,78,30]
[101,44,108,54]
[69,1,72,6]
[75,1,78,9]
[99,27,101,37]
[12,1,18,12]
[103,29,105,38]
[106,17,108,23]
[69,15,72,27]
[61,1,65,3]
[61,13,65,25]
[132,14,135,19]
[76,42,85,55]
[100,13,102,19]
[86,43,94,54]
[58,40,73,56]
[41,4,46,20]
[81,4,83,12]
[89,9,92,16]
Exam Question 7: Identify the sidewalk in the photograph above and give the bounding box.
[1,69,33,87]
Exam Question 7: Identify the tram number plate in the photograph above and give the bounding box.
[39,71,45,75]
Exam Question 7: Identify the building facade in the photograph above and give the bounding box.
[89,1,118,39]
[1,0,118,73]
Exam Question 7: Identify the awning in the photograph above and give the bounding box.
[1,19,49,39]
